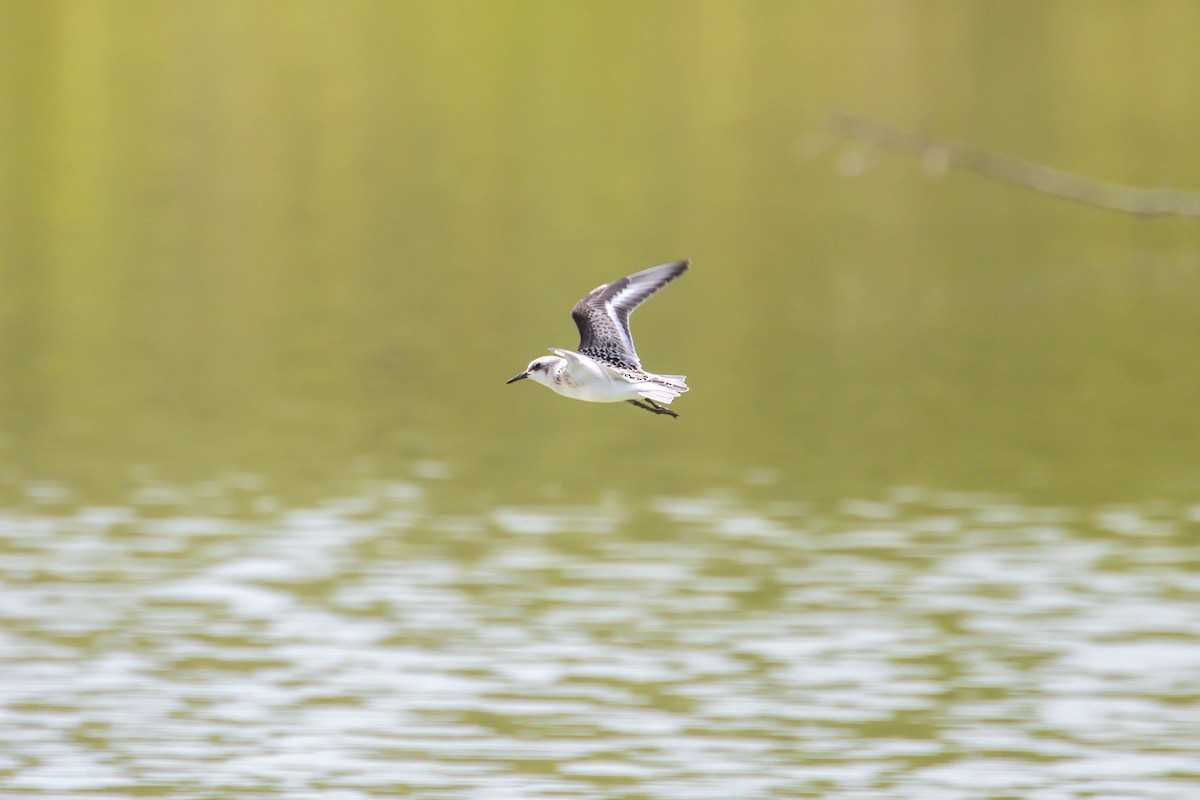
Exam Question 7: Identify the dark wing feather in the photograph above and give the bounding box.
[571,260,689,370]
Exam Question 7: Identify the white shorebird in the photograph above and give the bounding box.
[506,260,690,418]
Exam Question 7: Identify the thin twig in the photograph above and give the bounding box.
[823,111,1200,218]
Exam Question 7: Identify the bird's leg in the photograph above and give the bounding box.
[627,399,679,418]
[647,399,679,418]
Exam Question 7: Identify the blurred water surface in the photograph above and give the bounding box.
[4,1,1200,499]
[3,2,1200,798]
[2,482,1199,798]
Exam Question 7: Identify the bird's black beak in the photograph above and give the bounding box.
[506,372,529,384]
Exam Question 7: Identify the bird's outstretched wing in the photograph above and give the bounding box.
[570,260,689,370]
[548,347,617,385]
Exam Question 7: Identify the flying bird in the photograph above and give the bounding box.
[506,260,690,418]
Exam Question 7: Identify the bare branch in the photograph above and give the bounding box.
[823,111,1200,218]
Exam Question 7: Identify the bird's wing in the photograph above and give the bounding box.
[571,260,689,370]
[549,348,616,385]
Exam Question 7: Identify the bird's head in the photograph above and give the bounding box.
[506,356,559,387]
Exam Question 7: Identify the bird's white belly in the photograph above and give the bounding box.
[549,374,639,403]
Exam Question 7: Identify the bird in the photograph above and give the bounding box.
[506,260,690,418]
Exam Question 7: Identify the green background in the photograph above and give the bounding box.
[5,2,1200,504]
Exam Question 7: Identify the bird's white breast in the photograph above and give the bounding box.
[545,357,640,403]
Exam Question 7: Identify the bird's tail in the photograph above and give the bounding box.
[636,377,687,404]
[650,374,689,393]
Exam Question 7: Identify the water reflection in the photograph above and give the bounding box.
[2,477,1197,797]
[6,4,1200,502]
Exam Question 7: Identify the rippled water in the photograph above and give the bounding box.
[3,479,1197,798]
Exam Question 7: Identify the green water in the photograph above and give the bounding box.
[2,3,1200,798]
[4,1,1200,502]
